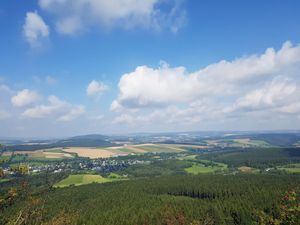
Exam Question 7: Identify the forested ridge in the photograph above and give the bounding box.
[199,148,300,169]
[1,174,299,225]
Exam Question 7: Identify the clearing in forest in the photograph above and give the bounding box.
[54,174,115,188]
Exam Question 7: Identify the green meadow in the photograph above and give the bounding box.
[54,173,127,188]
[278,163,300,173]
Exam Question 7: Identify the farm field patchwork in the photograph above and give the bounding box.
[233,139,272,147]
[62,144,185,158]
[2,144,183,161]
[1,149,74,160]
[204,138,272,148]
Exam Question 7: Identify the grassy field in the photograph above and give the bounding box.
[184,161,227,174]
[177,154,198,160]
[45,149,66,153]
[136,144,183,153]
[64,147,124,158]
[54,174,111,188]
[114,148,139,154]
[185,164,216,174]
[278,163,300,173]
[54,173,128,188]
[279,168,300,173]
[2,143,185,161]
[233,139,272,147]
[238,166,260,173]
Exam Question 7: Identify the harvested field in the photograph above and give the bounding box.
[129,144,184,153]
[63,147,117,159]
[2,149,73,159]
[3,143,190,160]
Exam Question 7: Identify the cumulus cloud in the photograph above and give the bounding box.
[38,0,186,35]
[23,11,49,47]
[225,77,297,113]
[58,105,86,121]
[11,89,41,107]
[112,41,300,111]
[111,41,300,127]
[22,95,85,121]
[113,100,220,126]
[278,102,300,114]
[87,80,109,97]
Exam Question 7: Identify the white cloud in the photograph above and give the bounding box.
[11,89,40,107]
[23,11,49,47]
[110,41,300,129]
[225,77,297,113]
[22,95,65,118]
[278,102,300,114]
[113,100,219,126]
[39,0,186,35]
[58,105,85,121]
[112,41,300,111]
[87,80,109,97]
[56,16,82,35]
[22,95,85,121]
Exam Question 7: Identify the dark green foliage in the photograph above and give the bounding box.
[250,133,300,147]
[222,133,300,147]
[2,174,299,225]
[199,148,300,169]
[117,160,192,177]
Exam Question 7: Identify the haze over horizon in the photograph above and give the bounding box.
[1,0,300,137]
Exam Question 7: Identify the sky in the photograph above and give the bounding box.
[0,0,300,138]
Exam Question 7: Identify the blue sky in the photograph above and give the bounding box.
[0,0,300,137]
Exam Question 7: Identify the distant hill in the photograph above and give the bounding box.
[5,134,116,151]
[221,133,300,147]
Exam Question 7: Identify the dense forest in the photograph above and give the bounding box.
[1,143,300,224]
[199,148,300,169]
[1,173,299,225]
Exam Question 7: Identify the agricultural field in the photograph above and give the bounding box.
[204,138,272,148]
[1,149,74,160]
[1,144,186,161]
[185,164,217,174]
[177,154,198,160]
[278,163,300,173]
[58,144,183,159]
[62,147,123,158]
[130,144,184,153]
[184,160,227,174]
[54,173,127,188]
[238,166,260,173]
[232,139,272,147]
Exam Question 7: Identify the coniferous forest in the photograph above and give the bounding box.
[1,147,300,225]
